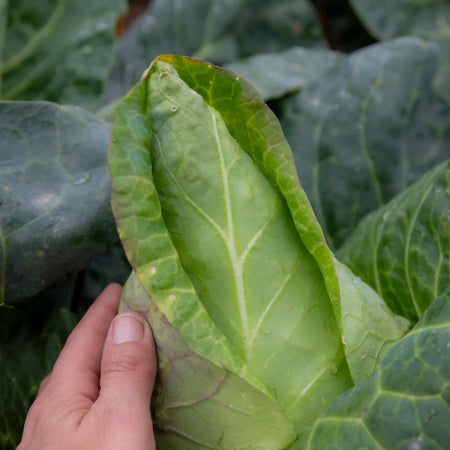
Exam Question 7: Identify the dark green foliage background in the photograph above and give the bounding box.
[0,0,449,448]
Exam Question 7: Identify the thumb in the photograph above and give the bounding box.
[97,312,157,418]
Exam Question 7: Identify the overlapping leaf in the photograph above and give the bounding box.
[281,37,449,248]
[101,0,324,106]
[225,47,344,101]
[306,289,450,449]
[350,0,450,102]
[0,101,116,303]
[109,55,354,447]
[338,161,449,322]
[109,55,411,447]
[121,273,297,450]
[1,0,126,109]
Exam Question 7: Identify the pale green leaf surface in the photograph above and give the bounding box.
[0,101,117,303]
[101,0,324,106]
[121,272,296,449]
[350,0,450,102]
[224,47,344,101]
[281,37,450,248]
[109,55,355,444]
[338,161,450,322]
[334,258,410,385]
[1,0,126,109]
[306,289,450,449]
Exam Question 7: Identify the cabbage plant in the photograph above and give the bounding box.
[109,55,412,448]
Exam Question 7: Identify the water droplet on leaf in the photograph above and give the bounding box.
[73,172,91,185]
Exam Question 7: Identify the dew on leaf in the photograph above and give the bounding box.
[73,172,91,185]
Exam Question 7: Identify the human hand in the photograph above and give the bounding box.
[18,284,156,450]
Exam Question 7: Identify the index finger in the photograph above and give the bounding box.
[49,283,122,404]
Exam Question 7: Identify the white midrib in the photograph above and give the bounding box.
[210,109,251,360]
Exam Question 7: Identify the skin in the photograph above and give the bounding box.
[18,283,157,450]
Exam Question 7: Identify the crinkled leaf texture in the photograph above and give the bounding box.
[281,37,449,248]
[109,55,407,448]
[0,101,117,303]
[306,289,450,450]
[339,160,450,323]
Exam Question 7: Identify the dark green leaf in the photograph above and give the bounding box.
[280,37,449,248]
[0,0,6,94]
[306,289,450,449]
[350,0,450,102]
[1,0,126,109]
[0,101,117,303]
[225,47,344,101]
[338,161,449,322]
[0,295,77,449]
[101,0,324,106]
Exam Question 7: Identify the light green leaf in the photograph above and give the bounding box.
[0,101,117,303]
[306,289,450,450]
[334,258,410,385]
[224,47,344,101]
[122,272,296,449]
[109,55,356,446]
[101,0,324,106]
[350,0,450,102]
[1,0,126,109]
[280,37,449,248]
[338,161,450,322]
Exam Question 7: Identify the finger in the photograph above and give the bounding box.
[49,283,122,403]
[36,372,52,397]
[95,312,156,422]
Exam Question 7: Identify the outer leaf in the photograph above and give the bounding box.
[225,47,344,101]
[0,101,117,303]
[121,273,296,449]
[281,37,449,248]
[1,0,126,109]
[306,289,450,450]
[109,55,356,446]
[350,0,450,102]
[101,0,324,106]
[338,161,450,322]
